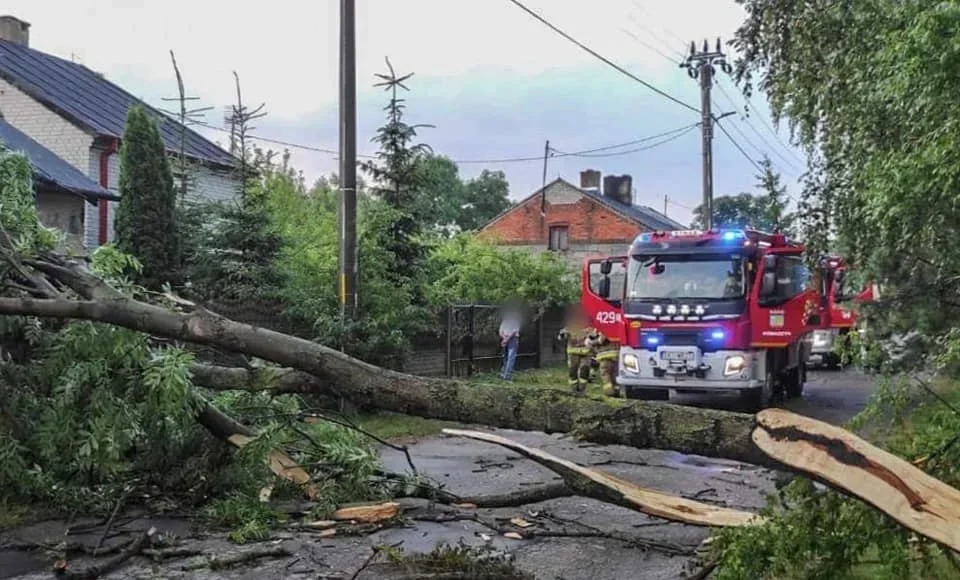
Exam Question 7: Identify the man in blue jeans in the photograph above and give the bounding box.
[499,303,522,380]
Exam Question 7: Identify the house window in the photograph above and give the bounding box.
[548,226,569,251]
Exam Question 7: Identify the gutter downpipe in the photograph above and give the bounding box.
[97,138,120,245]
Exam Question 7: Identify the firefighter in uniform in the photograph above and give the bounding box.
[594,334,621,397]
[557,309,603,394]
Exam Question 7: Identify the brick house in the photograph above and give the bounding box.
[479,169,684,268]
[0,16,239,250]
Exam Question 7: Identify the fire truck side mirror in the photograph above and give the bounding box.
[600,260,613,275]
[598,277,611,298]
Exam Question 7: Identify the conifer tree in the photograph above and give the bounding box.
[114,105,182,288]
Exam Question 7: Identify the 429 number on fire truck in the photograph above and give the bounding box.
[596,311,622,324]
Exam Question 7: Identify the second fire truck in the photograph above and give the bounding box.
[582,228,836,411]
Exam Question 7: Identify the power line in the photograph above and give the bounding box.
[553,123,698,156]
[715,81,803,172]
[714,117,764,173]
[711,98,769,167]
[553,124,698,158]
[620,27,681,66]
[631,0,687,48]
[624,11,685,61]
[505,0,699,114]
[192,118,700,166]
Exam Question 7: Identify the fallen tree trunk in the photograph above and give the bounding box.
[443,428,763,527]
[0,288,773,469]
[189,362,768,466]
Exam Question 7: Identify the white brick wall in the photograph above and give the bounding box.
[2,81,240,249]
[88,146,240,245]
[0,78,93,171]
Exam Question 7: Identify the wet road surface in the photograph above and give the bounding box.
[673,367,876,425]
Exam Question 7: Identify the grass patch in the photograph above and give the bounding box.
[470,364,607,396]
[355,411,458,441]
[0,501,32,530]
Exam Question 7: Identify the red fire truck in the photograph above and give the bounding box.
[582,228,833,411]
[807,256,877,368]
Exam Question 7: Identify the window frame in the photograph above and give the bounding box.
[548,225,569,251]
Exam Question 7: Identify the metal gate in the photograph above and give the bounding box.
[445,304,544,377]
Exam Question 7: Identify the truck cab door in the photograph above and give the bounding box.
[750,251,822,347]
[581,256,627,342]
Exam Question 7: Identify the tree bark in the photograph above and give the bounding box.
[0,295,775,469]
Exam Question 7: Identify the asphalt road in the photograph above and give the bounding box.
[672,367,876,425]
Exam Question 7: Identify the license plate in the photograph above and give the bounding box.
[660,351,693,360]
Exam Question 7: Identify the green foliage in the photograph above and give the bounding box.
[459,169,512,231]
[691,157,794,235]
[711,378,960,580]
[114,105,182,289]
[733,0,960,359]
[384,542,534,579]
[425,235,578,311]
[416,155,512,233]
[0,147,61,253]
[360,60,432,293]
[201,494,286,544]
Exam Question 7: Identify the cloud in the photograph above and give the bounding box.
[5,0,806,225]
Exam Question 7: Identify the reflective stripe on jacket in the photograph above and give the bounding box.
[559,325,603,355]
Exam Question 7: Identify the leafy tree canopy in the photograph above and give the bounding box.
[691,156,794,235]
[732,0,960,341]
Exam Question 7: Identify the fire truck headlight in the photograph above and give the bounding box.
[723,355,746,376]
[812,331,832,347]
[666,304,677,315]
[622,354,640,373]
[694,305,705,316]
[652,304,662,315]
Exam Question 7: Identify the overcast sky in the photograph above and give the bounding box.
[6,0,807,225]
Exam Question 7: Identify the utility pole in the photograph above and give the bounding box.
[539,140,550,217]
[681,38,731,231]
[338,0,358,319]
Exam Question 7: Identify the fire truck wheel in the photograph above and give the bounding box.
[742,371,776,412]
[785,365,805,399]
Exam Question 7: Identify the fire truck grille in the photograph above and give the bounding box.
[661,332,700,346]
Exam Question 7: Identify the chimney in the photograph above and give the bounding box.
[0,16,29,47]
[619,174,633,206]
[580,169,601,191]
[603,174,634,206]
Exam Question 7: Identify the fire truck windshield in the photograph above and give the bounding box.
[626,254,745,300]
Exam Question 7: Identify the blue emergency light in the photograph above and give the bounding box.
[710,330,725,341]
[641,331,662,347]
[720,230,745,242]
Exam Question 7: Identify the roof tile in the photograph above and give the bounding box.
[0,117,115,200]
[0,39,236,168]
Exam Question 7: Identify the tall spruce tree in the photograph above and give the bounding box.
[114,105,182,289]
